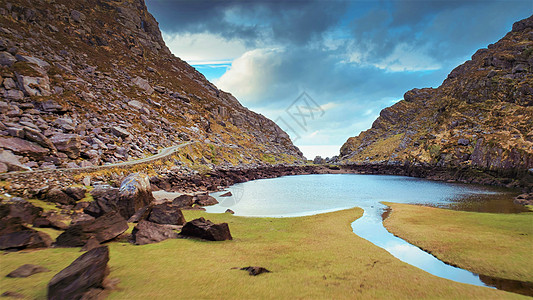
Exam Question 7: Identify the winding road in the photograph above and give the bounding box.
[2,141,194,176]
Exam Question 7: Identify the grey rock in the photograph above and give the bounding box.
[131,220,178,245]
[3,89,24,100]
[0,150,31,171]
[15,54,50,70]
[50,133,81,159]
[23,126,56,151]
[3,77,17,89]
[0,51,16,66]
[110,126,130,138]
[131,76,154,95]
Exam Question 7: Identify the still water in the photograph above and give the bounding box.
[205,174,523,289]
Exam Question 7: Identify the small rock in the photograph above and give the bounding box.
[240,266,271,276]
[225,209,235,214]
[220,191,232,197]
[6,264,49,278]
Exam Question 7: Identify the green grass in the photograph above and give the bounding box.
[0,209,527,299]
[26,199,59,212]
[384,202,533,282]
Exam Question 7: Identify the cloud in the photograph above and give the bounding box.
[214,48,284,102]
[162,32,248,62]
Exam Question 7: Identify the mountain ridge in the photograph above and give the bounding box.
[340,15,533,171]
[0,0,303,174]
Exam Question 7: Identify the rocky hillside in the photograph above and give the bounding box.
[340,15,533,170]
[0,0,303,173]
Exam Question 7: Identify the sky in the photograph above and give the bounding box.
[145,0,533,159]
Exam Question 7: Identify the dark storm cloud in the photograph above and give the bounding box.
[146,0,349,45]
[349,0,533,64]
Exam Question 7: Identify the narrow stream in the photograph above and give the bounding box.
[205,174,529,295]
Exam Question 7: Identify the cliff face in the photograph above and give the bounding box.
[0,0,303,173]
[340,15,533,170]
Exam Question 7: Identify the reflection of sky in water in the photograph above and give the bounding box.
[206,174,516,288]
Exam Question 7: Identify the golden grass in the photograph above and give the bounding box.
[0,209,526,299]
[384,202,533,282]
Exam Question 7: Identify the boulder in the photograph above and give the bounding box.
[63,186,87,201]
[220,192,232,197]
[71,213,95,226]
[15,73,51,97]
[0,201,42,224]
[179,217,232,241]
[110,126,130,138]
[50,134,81,159]
[0,137,49,160]
[131,77,154,95]
[47,246,109,300]
[131,220,178,245]
[148,203,186,225]
[195,193,219,206]
[118,173,155,219]
[55,211,128,247]
[0,218,53,250]
[172,194,195,208]
[41,100,68,114]
[44,188,76,205]
[0,51,16,66]
[7,264,49,278]
[84,185,120,218]
[22,126,56,151]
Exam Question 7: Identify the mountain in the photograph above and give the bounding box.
[0,0,303,173]
[340,16,533,171]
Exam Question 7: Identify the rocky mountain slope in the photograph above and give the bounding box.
[340,15,533,171]
[0,0,303,173]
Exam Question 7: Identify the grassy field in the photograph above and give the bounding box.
[0,208,528,299]
[384,202,533,283]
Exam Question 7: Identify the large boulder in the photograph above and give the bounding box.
[172,194,195,208]
[148,203,185,225]
[50,134,81,159]
[118,173,155,218]
[85,174,155,220]
[0,218,53,250]
[55,211,128,247]
[179,217,232,241]
[48,246,109,300]
[43,188,76,205]
[131,220,178,245]
[63,186,87,201]
[194,193,219,206]
[33,213,69,230]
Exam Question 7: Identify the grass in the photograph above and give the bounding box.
[0,209,526,299]
[383,202,533,283]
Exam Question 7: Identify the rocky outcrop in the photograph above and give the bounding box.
[0,0,303,174]
[179,217,232,241]
[47,246,110,300]
[340,15,533,172]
